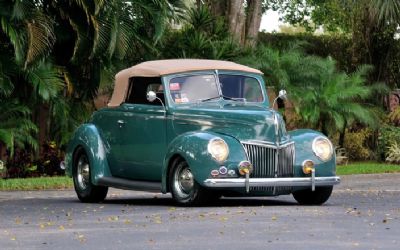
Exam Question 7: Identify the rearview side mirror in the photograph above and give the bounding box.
[146,91,157,102]
[278,89,287,100]
[272,89,288,109]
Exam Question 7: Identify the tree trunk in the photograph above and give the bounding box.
[338,120,347,147]
[227,0,245,43]
[245,0,262,47]
[205,0,227,17]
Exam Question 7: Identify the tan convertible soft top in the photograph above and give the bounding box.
[108,59,263,107]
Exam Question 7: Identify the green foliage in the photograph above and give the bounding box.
[239,45,386,136]
[258,33,354,72]
[160,5,242,60]
[378,125,400,161]
[386,142,400,164]
[388,107,400,126]
[0,0,184,162]
[343,129,375,161]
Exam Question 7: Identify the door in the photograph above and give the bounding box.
[115,104,166,181]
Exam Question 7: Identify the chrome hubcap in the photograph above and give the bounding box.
[174,163,194,197]
[179,168,194,194]
[77,155,90,190]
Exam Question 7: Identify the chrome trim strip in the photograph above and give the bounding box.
[241,140,294,149]
[203,176,341,188]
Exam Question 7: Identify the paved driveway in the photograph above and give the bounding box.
[0,174,399,250]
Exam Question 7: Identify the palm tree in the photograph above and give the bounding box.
[290,57,386,137]
[371,0,400,24]
[239,46,387,143]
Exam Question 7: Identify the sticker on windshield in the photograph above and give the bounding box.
[170,83,180,91]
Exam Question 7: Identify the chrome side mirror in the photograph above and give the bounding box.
[146,91,157,102]
[272,89,288,108]
[278,89,287,100]
[146,91,166,113]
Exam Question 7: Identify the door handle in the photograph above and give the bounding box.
[117,120,125,127]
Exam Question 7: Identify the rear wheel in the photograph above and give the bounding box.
[169,158,210,206]
[292,186,333,205]
[73,148,108,203]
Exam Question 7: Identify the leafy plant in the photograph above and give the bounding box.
[343,128,375,161]
[239,45,387,138]
[386,142,400,164]
[379,125,400,161]
[388,107,400,126]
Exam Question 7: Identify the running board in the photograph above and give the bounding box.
[97,177,161,192]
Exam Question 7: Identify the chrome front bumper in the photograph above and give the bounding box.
[203,176,341,189]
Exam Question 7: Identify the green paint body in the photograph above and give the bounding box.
[65,71,336,195]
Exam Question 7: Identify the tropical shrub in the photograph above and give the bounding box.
[388,107,400,126]
[386,142,400,164]
[379,125,400,161]
[239,45,387,138]
[343,128,375,161]
[160,5,242,60]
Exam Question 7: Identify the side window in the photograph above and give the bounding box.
[125,77,164,105]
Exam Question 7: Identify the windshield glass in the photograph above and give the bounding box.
[169,74,264,103]
[219,74,264,102]
[169,75,219,103]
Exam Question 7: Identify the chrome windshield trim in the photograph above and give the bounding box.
[203,176,341,188]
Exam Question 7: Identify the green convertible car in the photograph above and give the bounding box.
[63,59,340,205]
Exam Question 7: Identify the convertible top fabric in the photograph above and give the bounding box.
[108,59,263,107]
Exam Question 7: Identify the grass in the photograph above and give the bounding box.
[337,162,400,175]
[0,176,73,191]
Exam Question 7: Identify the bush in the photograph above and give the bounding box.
[4,141,64,179]
[388,107,400,126]
[343,128,375,160]
[386,142,400,163]
[378,125,400,161]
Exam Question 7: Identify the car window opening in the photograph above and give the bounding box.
[126,77,164,105]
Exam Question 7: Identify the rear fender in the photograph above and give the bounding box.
[65,124,111,185]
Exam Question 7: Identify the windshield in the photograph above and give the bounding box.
[169,74,264,103]
[219,74,264,102]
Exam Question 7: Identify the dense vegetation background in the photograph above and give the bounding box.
[1,0,400,178]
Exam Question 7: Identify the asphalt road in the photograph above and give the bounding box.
[1,174,399,250]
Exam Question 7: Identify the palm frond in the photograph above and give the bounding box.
[25,13,56,67]
[25,62,64,101]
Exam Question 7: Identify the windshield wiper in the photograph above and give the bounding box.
[222,95,246,102]
[199,95,246,102]
[198,96,222,102]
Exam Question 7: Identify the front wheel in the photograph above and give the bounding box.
[73,148,108,203]
[292,186,333,205]
[169,158,209,206]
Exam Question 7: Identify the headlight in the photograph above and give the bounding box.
[312,136,333,162]
[207,138,229,163]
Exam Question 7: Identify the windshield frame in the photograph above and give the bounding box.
[163,70,267,107]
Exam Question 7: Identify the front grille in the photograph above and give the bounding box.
[242,142,295,192]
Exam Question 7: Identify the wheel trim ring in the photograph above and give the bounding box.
[173,163,194,199]
[77,155,90,190]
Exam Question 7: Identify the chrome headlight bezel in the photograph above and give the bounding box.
[207,138,229,163]
[312,136,334,162]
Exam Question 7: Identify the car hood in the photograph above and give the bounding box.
[171,103,289,143]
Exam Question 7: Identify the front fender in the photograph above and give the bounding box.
[65,124,111,185]
[289,129,336,177]
[161,131,248,193]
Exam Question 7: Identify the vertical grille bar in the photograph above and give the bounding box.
[242,142,294,179]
